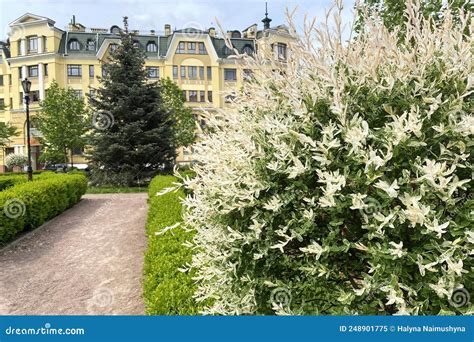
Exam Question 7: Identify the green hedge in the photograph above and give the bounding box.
[0,172,58,192]
[0,175,27,191]
[143,175,201,315]
[0,174,87,243]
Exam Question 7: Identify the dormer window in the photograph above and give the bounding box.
[242,45,254,55]
[109,44,118,53]
[86,40,96,51]
[224,46,233,56]
[146,42,157,53]
[68,39,80,51]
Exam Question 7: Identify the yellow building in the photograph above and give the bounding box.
[0,11,293,171]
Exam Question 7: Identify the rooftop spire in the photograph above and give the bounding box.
[262,2,272,30]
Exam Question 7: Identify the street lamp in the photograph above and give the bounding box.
[21,78,33,181]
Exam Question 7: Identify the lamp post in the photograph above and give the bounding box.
[21,78,33,181]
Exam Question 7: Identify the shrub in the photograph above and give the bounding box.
[5,154,28,170]
[0,174,87,243]
[143,175,201,314]
[183,3,473,315]
[0,175,27,191]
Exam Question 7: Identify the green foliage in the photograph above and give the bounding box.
[159,78,196,147]
[184,4,473,315]
[355,0,472,35]
[88,17,176,185]
[37,80,89,165]
[0,174,27,191]
[143,175,201,315]
[0,122,18,148]
[0,173,87,243]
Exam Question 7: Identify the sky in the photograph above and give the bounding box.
[0,0,356,39]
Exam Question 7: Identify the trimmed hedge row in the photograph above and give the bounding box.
[0,175,27,191]
[143,175,201,315]
[0,174,87,243]
[0,172,58,192]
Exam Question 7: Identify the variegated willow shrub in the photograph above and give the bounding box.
[181,2,473,315]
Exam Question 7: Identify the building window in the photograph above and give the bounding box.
[89,89,96,99]
[27,36,38,53]
[242,45,254,55]
[88,65,94,78]
[146,42,158,53]
[73,90,83,99]
[189,90,198,102]
[0,76,3,86]
[68,39,80,51]
[225,93,236,103]
[198,42,206,55]
[109,44,118,53]
[243,69,253,81]
[187,42,196,54]
[28,65,38,77]
[173,65,178,79]
[177,42,185,54]
[207,66,212,80]
[188,66,197,79]
[86,40,96,51]
[72,147,84,155]
[102,66,107,77]
[199,91,205,102]
[67,64,82,77]
[147,67,159,78]
[224,46,233,55]
[180,66,186,78]
[199,66,204,80]
[277,43,287,60]
[224,68,237,81]
[43,37,48,52]
[0,98,4,109]
[182,90,187,101]
[30,90,40,102]
[19,68,23,79]
[208,90,213,103]
[44,64,48,76]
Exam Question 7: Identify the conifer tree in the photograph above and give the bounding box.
[88,16,176,185]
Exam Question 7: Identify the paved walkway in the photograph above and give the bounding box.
[0,193,148,315]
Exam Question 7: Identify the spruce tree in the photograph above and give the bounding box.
[88,17,176,185]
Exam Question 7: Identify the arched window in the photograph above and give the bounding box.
[242,45,253,55]
[86,40,96,51]
[224,46,233,56]
[68,39,80,51]
[146,42,157,52]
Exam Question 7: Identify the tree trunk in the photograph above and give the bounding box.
[70,149,74,168]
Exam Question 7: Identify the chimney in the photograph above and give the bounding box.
[164,24,171,36]
[208,27,216,37]
[68,15,86,32]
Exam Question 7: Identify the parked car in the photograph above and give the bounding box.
[43,163,69,172]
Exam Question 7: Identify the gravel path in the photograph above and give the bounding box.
[0,193,148,315]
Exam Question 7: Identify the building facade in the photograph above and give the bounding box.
[0,11,293,171]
